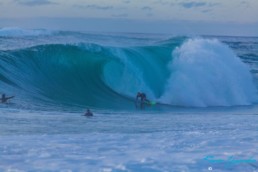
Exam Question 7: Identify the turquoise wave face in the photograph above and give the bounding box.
[0,34,258,109]
[0,41,180,109]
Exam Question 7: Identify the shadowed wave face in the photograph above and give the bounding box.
[0,30,257,110]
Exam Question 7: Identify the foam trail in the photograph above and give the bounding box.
[160,38,257,107]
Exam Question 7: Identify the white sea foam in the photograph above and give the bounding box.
[160,38,257,107]
[0,110,257,172]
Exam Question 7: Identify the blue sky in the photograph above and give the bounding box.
[0,0,258,36]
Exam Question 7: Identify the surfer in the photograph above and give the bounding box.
[135,92,149,109]
[1,94,15,103]
[84,109,93,117]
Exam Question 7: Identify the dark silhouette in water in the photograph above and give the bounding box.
[84,109,93,117]
[1,94,15,103]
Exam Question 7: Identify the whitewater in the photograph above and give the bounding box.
[0,28,258,172]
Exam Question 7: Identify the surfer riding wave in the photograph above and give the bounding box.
[135,92,150,109]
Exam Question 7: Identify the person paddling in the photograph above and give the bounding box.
[0,94,15,103]
[84,109,93,117]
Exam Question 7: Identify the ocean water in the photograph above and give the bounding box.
[0,28,258,172]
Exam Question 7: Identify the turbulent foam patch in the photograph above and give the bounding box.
[160,39,258,107]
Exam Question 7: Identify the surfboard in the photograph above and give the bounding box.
[135,99,156,108]
[147,101,156,106]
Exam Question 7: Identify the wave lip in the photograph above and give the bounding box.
[160,38,258,107]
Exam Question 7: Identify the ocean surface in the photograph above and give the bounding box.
[0,28,258,172]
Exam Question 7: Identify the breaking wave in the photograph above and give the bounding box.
[0,33,257,109]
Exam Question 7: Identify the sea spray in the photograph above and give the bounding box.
[160,38,257,107]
